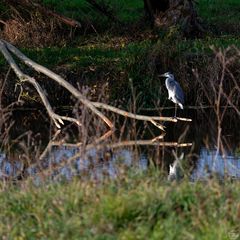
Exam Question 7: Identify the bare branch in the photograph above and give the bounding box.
[92,101,192,130]
[0,40,81,128]
[2,40,114,129]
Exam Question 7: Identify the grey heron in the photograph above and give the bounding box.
[160,72,184,117]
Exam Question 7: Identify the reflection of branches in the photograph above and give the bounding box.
[39,130,61,161]
[0,40,191,132]
[26,132,192,181]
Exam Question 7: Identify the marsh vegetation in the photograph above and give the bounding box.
[0,0,240,238]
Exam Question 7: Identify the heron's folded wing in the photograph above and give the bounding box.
[174,82,184,104]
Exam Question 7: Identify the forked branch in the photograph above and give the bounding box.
[0,40,81,128]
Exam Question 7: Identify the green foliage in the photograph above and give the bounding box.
[42,0,144,25]
[0,3,8,13]
[198,0,240,34]
[0,170,240,239]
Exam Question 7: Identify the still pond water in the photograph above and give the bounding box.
[1,108,240,182]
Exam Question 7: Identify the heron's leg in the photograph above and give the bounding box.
[174,104,177,118]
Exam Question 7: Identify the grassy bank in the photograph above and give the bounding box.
[0,170,240,239]
[1,0,240,106]
[1,36,240,106]
[198,0,240,34]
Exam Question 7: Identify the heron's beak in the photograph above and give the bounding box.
[159,74,165,77]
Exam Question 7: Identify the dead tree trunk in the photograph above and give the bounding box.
[144,0,204,36]
[144,0,170,24]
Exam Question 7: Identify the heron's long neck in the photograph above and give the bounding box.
[166,77,173,84]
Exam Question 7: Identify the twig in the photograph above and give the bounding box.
[39,130,61,161]
[0,19,7,25]
[51,130,114,148]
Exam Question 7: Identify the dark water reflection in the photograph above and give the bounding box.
[1,108,240,182]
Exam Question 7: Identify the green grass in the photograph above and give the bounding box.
[198,0,240,34]
[198,0,240,21]
[0,170,240,239]
[42,0,144,24]
[21,40,151,68]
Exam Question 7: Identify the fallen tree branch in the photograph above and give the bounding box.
[32,2,81,28]
[2,40,114,129]
[92,101,192,123]
[0,40,81,128]
[0,39,192,133]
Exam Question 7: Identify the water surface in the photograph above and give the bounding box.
[1,108,240,182]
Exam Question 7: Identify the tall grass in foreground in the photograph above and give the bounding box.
[0,170,239,239]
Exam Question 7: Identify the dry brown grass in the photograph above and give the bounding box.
[0,12,67,47]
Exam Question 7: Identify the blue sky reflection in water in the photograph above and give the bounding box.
[0,147,149,182]
[191,148,240,180]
